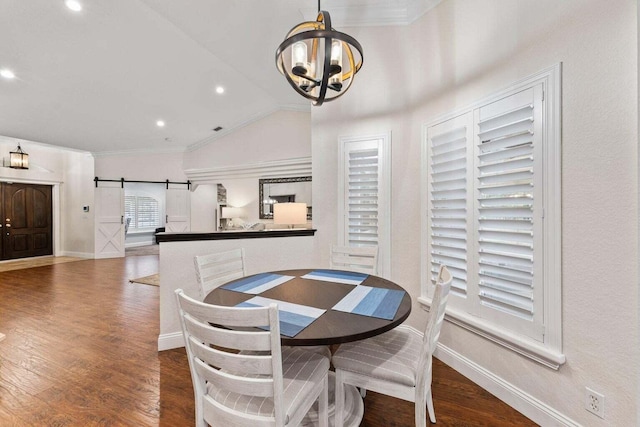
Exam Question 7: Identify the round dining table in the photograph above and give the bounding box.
[203,268,412,346]
[204,268,412,427]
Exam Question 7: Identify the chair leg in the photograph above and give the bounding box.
[426,388,436,424]
[334,370,345,427]
[415,397,427,427]
[319,375,329,427]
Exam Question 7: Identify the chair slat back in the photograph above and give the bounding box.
[175,289,285,422]
[330,245,379,275]
[416,265,452,393]
[194,248,246,299]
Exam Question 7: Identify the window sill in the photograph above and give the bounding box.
[418,296,566,370]
[126,229,156,235]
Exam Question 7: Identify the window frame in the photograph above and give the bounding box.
[419,64,564,369]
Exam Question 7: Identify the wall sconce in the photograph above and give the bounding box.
[9,145,29,169]
[221,206,244,230]
[273,203,307,229]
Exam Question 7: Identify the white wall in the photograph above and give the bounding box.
[184,110,311,170]
[312,0,638,425]
[94,150,187,182]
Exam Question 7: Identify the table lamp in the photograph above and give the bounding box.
[273,203,307,229]
[221,206,244,230]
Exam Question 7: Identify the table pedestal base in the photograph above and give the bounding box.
[301,372,364,427]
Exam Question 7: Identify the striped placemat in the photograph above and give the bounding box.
[237,296,326,337]
[221,273,294,294]
[301,269,368,286]
[332,285,405,320]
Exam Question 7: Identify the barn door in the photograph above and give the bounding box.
[165,187,190,232]
[95,184,124,259]
[1,182,53,260]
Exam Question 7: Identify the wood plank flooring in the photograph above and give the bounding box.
[0,255,537,426]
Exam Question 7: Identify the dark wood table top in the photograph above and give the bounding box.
[204,268,412,346]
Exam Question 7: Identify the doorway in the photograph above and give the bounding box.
[0,182,53,260]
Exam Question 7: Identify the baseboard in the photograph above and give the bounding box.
[59,251,94,258]
[434,343,581,427]
[158,332,185,351]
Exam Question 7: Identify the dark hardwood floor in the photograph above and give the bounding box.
[0,256,537,426]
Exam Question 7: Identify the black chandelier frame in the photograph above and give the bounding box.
[275,10,363,106]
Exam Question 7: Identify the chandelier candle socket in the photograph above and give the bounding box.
[275,5,363,106]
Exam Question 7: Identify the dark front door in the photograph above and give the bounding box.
[1,183,53,260]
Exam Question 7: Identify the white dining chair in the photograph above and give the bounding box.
[332,265,453,427]
[175,289,330,427]
[329,245,379,275]
[194,248,246,300]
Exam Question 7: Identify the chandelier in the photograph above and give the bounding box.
[275,2,363,106]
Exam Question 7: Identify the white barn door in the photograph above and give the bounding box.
[95,184,124,259]
[166,187,190,232]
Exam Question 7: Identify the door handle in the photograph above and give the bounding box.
[166,215,168,222]
[121,215,124,225]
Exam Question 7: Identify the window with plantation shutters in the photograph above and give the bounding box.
[421,65,563,368]
[339,134,391,278]
[347,148,379,246]
[125,194,160,230]
[427,114,473,299]
[475,86,544,338]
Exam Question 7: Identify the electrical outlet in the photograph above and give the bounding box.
[585,387,605,419]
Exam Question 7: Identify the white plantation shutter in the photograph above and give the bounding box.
[474,85,544,340]
[426,115,473,298]
[347,148,379,246]
[422,65,562,366]
[125,195,160,230]
[339,134,391,278]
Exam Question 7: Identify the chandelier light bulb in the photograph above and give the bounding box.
[292,42,308,70]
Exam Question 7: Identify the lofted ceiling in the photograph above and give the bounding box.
[0,0,440,155]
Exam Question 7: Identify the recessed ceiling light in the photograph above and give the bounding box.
[65,0,82,12]
[156,120,165,127]
[215,86,225,94]
[0,69,15,79]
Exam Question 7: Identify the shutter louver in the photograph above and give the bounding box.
[348,149,379,247]
[476,102,535,320]
[429,125,468,296]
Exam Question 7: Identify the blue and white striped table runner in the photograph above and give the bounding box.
[237,296,326,337]
[221,273,295,294]
[301,269,368,286]
[332,285,405,320]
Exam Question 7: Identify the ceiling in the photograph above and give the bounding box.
[0,0,440,155]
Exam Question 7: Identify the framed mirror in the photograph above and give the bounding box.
[259,176,312,219]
